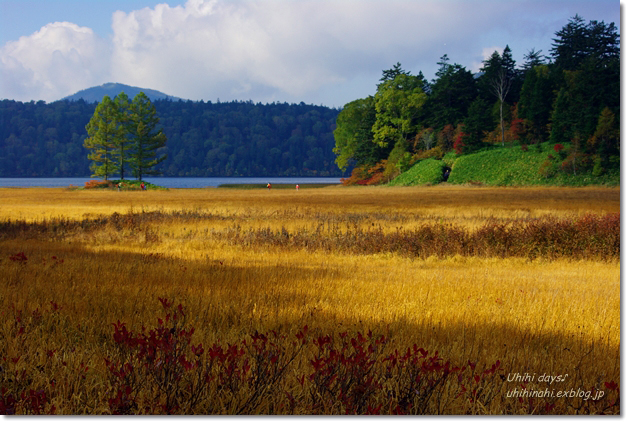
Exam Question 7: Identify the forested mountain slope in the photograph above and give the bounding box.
[0,98,343,177]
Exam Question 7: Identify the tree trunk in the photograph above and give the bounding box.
[500,100,505,146]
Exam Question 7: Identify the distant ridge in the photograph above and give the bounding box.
[59,82,186,103]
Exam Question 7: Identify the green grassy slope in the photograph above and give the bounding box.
[389,158,446,186]
[390,143,619,187]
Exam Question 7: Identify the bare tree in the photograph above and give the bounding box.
[490,69,513,146]
[421,128,435,150]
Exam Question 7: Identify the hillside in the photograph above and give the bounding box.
[333,17,619,190]
[0,98,343,178]
[388,158,446,186]
[390,143,620,187]
[60,83,184,103]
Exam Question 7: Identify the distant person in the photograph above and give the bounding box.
[140,182,145,191]
[267,183,271,190]
[296,184,299,191]
[117,183,121,191]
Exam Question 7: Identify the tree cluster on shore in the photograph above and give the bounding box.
[84,92,167,181]
[334,15,620,185]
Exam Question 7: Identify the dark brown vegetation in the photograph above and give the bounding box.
[1,297,619,415]
[0,210,619,261]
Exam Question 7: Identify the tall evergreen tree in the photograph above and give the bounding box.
[549,16,620,145]
[113,92,132,179]
[588,107,619,175]
[518,64,553,142]
[463,97,493,152]
[478,51,502,102]
[550,15,619,71]
[549,85,574,145]
[425,55,477,129]
[521,48,547,73]
[127,92,168,181]
[500,46,522,104]
[379,62,410,84]
[550,14,589,71]
[84,96,123,180]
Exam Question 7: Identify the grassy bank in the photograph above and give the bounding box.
[388,158,446,186]
[390,143,620,187]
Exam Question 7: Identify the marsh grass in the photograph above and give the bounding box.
[0,186,620,414]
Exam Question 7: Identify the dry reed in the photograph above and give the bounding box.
[0,186,620,414]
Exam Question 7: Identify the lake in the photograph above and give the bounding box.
[0,177,342,189]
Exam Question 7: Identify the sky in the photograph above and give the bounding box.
[0,0,621,108]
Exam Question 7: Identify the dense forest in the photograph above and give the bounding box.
[0,98,342,178]
[334,15,620,185]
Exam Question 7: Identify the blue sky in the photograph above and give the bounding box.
[0,1,162,44]
[0,0,621,107]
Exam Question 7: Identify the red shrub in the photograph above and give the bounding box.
[84,180,113,189]
[453,132,467,155]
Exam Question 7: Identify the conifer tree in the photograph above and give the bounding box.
[113,92,132,179]
[84,96,124,180]
[588,107,620,175]
[549,16,620,146]
[85,92,167,181]
[425,55,477,129]
[463,97,493,152]
[126,92,167,181]
[518,64,553,143]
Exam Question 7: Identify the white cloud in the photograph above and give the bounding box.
[106,0,486,103]
[0,22,110,102]
[0,0,619,105]
[110,0,349,101]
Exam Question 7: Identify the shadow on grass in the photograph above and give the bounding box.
[0,232,619,414]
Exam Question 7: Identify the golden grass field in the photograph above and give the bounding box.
[0,185,620,414]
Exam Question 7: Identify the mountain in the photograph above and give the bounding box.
[59,82,185,103]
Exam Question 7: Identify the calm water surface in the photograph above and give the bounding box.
[0,177,342,189]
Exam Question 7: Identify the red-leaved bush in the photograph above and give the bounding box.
[94,299,620,415]
[0,297,620,415]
